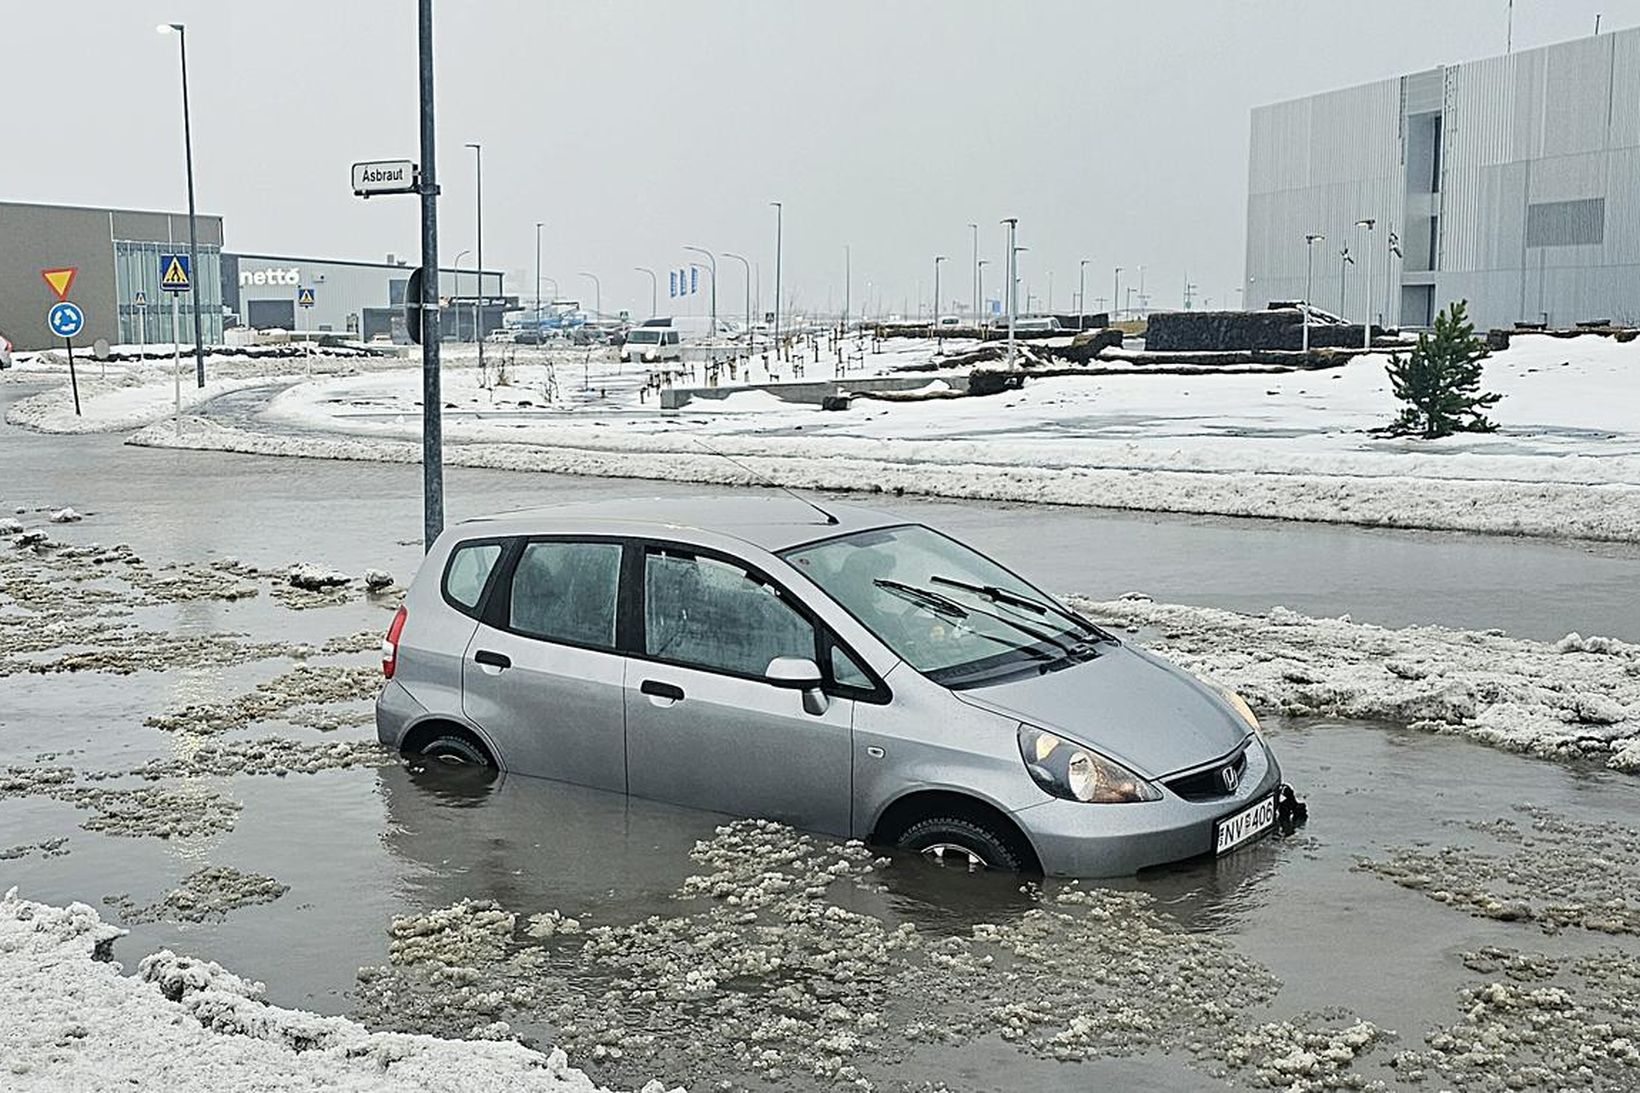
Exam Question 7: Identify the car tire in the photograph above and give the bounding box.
[416,733,492,768]
[895,816,1027,872]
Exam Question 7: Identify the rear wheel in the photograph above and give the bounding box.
[415,732,492,768]
[895,816,1028,872]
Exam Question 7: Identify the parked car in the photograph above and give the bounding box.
[620,326,682,363]
[376,498,1283,876]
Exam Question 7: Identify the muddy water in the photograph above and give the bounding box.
[5,385,1640,1090]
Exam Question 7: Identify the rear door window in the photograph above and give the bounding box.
[508,540,622,650]
[644,550,816,676]
[443,541,503,615]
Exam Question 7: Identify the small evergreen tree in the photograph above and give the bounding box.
[1383,300,1502,438]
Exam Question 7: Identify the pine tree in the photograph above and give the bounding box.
[1383,300,1502,438]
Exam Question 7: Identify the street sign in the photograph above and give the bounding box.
[351,159,418,197]
[48,301,85,339]
[41,267,77,301]
[618,309,630,321]
[297,286,316,308]
[159,253,192,292]
[134,290,148,307]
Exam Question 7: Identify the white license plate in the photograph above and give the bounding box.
[1214,793,1277,855]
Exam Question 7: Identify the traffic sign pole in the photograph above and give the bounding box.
[65,337,81,416]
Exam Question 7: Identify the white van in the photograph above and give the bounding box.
[621,326,682,363]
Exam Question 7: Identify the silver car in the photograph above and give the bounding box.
[376,497,1283,876]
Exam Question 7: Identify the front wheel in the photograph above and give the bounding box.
[895,816,1028,872]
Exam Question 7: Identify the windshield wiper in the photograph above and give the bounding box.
[875,578,1083,659]
[872,579,1058,664]
[928,575,1114,643]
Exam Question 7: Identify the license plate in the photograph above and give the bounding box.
[1214,793,1277,855]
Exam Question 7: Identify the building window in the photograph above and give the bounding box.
[1526,199,1605,248]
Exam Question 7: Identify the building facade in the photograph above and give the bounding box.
[0,200,225,351]
[1245,26,1640,330]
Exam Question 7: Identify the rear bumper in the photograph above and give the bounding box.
[1011,738,1283,877]
[375,679,425,749]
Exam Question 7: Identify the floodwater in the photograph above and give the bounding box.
[4,382,1640,1091]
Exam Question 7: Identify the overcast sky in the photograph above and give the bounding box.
[8,1,1637,317]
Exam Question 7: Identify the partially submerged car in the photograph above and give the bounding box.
[377,498,1283,876]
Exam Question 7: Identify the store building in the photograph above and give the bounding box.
[0,200,225,351]
[1244,26,1640,330]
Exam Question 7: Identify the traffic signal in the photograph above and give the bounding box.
[405,267,424,345]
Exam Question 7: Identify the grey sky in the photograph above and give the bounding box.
[9,1,1636,316]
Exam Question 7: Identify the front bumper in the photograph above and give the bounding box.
[1011,738,1283,877]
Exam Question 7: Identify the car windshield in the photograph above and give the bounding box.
[781,524,1096,685]
[627,329,660,343]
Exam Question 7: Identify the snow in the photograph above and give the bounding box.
[0,889,678,1092]
[23,333,1640,540]
[1074,595,1640,773]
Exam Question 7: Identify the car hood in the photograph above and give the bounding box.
[950,643,1249,778]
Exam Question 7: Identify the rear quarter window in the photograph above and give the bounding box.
[443,541,504,615]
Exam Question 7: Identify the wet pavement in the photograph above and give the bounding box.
[4,382,1640,1091]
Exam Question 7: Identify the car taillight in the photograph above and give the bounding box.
[382,605,408,678]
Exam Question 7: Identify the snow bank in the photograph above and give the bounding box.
[5,373,298,435]
[0,889,677,1092]
[1073,596,1640,772]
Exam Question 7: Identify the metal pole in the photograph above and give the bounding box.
[843,244,850,328]
[770,201,782,357]
[722,254,751,336]
[1359,219,1375,349]
[418,0,444,550]
[635,267,657,318]
[466,143,483,360]
[1078,259,1088,330]
[172,293,181,434]
[932,255,944,331]
[1303,233,1324,355]
[683,247,716,336]
[1001,218,1017,367]
[967,222,978,326]
[165,25,208,389]
[580,272,601,319]
[977,260,988,329]
[1113,267,1122,323]
[535,221,543,325]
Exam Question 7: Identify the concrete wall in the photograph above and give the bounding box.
[660,373,970,410]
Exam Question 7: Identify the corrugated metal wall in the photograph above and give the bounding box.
[1246,25,1640,329]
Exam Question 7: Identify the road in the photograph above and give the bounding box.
[3,381,1639,1092]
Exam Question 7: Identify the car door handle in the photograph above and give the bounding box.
[474,649,511,670]
[640,679,685,701]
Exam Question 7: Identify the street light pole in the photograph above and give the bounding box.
[415,0,442,548]
[1078,259,1089,329]
[682,246,717,336]
[770,201,782,356]
[842,244,851,329]
[634,267,657,318]
[534,221,543,325]
[967,222,978,325]
[1356,218,1376,350]
[579,272,601,319]
[932,255,946,330]
[1001,218,1018,367]
[157,23,207,388]
[1303,232,1326,354]
[454,249,471,335]
[977,259,989,329]
[722,253,751,336]
[1113,267,1123,323]
[464,143,483,363]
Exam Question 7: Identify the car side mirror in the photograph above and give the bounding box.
[765,656,828,715]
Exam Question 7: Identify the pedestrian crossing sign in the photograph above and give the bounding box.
[159,253,191,292]
[134,290,147,307]
[297,286,316,308]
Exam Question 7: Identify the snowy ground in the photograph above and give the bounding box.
[10,333,1640,540]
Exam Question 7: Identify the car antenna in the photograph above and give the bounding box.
[692,438,839,525]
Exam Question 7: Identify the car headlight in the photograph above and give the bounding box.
[1018,725,1160,804]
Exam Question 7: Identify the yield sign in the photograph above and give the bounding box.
[41,267,77,301]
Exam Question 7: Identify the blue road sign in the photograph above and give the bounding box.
[297,286,316,308]
[48,301,85,340]
[159,253,192,292]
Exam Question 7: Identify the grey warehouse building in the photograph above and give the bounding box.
[1245,26,1640,331]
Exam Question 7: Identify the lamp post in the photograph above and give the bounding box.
[1356,218,1376,349]
[634,267,657,318]
[579,272,601,319]
[770,201,782,356]
[932,255,946,331]
[1338,245,1354,315]
[534,221,544,325]
[722,252,751,337]
[967,222,978,325]
[842,244,851,330]
[1078,259,1089,329]
[1113,267,1123,323]
[464,143,484,363]
[1001,218,1018,367]
[682,245,717,336]
[977,259,990,330]
[156,22,207,388]
[453,249,471,339]
[1303,232,1326,354]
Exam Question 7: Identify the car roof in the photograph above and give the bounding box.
[457,495,906,552]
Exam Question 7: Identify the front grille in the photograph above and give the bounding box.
[1165,748,1248,802]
